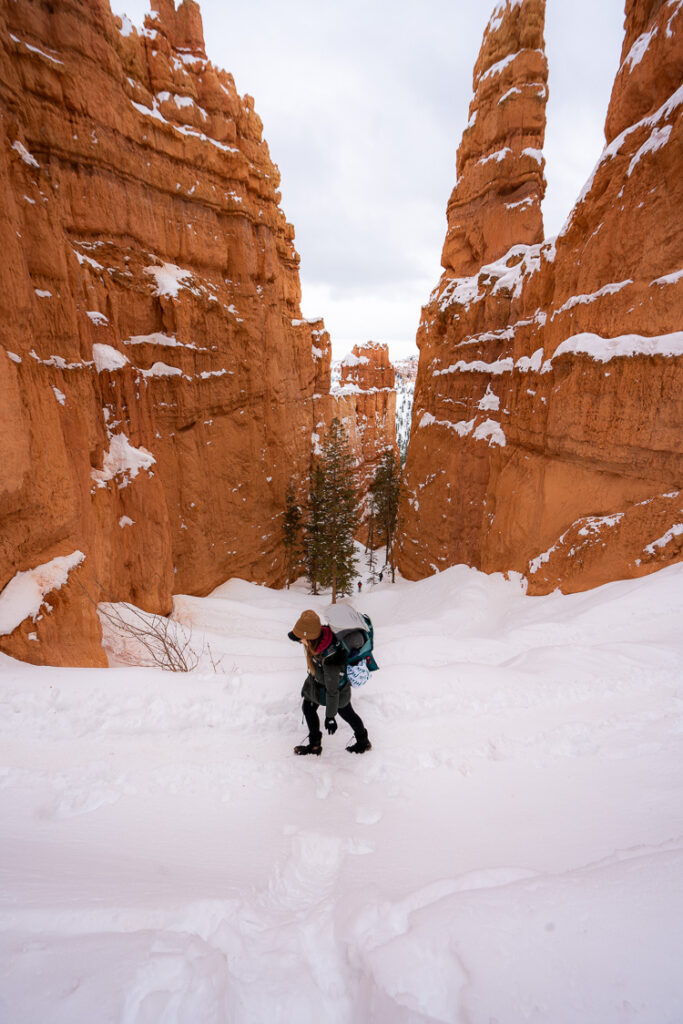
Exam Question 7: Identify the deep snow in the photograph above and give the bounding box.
[1,562,682,1023]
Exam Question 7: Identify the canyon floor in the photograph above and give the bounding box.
[1,559,682,1023]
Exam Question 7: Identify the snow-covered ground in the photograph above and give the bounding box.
[1,562,683,1023]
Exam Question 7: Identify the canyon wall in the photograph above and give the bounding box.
[0,0,334,664]
[398,0,683,593]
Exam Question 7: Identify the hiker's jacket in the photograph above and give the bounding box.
[289,625,364,718]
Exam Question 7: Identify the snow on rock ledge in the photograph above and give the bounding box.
[143,262,193,298]
[93,343,129,373]
[0,551,85,636]
[91,434,156,489]
[546,330,683,367]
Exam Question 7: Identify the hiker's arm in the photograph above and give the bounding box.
[323,655,345,718]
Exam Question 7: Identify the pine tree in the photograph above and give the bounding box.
[366,500,378,583]
[282,481,303,588]
[370,448,401,582]
[305,417,359,602]
[304,466,326,595]
[321,417,359,601]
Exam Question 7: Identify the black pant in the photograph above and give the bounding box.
[302,699,367,744]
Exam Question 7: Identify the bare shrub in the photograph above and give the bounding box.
[98,601,225,672]
[77,579,224,672]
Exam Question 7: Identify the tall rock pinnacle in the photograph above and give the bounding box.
[151,0,206,57]
[397,0,682,595]
[441,0,548,276]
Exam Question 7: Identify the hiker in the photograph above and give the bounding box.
[378,570,383,583]
[357,580,362,593]
[288,609,371,756]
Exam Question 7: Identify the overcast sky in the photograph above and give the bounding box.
[110,0,626,359]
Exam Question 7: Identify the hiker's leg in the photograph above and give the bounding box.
[302,699,322,744]
[339,702,371,752]
[338,702,368,742]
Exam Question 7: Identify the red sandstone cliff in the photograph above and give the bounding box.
[398,0,683,593]
[0,0,334,664]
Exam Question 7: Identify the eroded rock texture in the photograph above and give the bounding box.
[398,0,683,593]
[0,0,330,664]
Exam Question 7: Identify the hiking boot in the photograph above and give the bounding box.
[294,742,322,756]
[346,736,372,754]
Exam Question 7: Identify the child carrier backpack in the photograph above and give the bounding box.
[324,602,379,687]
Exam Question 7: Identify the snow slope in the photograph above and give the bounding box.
[1,563,682,1023]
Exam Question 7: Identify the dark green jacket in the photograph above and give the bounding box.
[290,628,351,718]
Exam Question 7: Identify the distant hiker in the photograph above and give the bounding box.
[288,609,371,756]
[378,570,384,583]
[357,580,362,593]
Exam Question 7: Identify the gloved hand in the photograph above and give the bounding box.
[325,717,337,735]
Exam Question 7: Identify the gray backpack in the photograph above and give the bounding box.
[324,602,378,687]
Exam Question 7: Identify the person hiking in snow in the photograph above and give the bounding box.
[288,609,371,756]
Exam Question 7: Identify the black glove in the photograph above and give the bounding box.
[325,717,337,735]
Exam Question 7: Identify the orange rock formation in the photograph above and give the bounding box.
[0,0,337,664]
[339,341,397,393]
[398,0,683,593]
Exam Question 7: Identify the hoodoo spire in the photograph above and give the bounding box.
[150,0,206,57]
[441,0,548,276]
[397,0,682,596]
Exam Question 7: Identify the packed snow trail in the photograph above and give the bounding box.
[1,564,682,1023]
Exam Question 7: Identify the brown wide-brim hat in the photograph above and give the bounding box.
[292,609,322,641]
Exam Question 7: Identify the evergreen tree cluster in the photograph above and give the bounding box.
[282,417,359,602]
[368,448,401,582]
[282,482,303,588]
[282,420,403,597]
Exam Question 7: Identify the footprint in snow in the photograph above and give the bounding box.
[346,837,375,855]
[315,773,332,799]
[355,807,382,825]
[43,766,126,819]
[263,830,346,911]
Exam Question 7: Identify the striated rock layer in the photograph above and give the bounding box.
[398,0,683,593]
[0,0,332,664]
